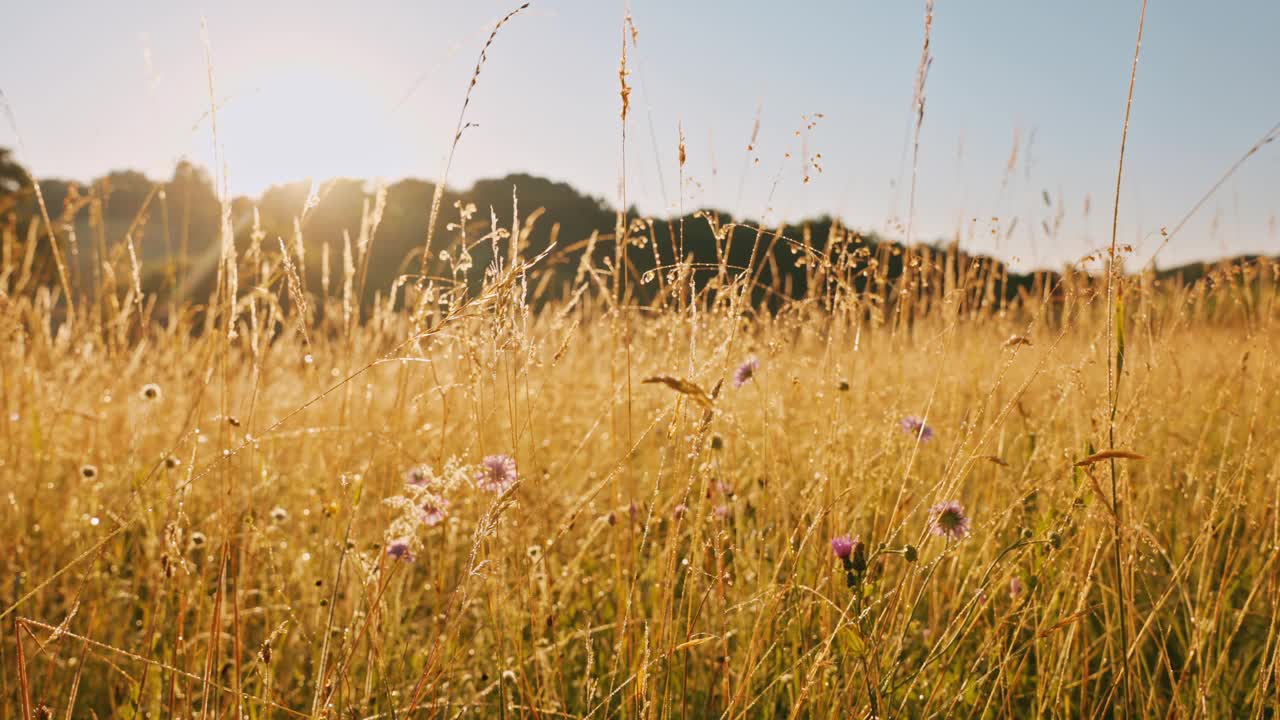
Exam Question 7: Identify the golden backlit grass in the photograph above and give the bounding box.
[1,232,1278,717]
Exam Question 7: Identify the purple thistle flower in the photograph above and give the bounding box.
[929,500,971,541]
[476,454,518,493]
[900,416,935,442]
[672,503,688,520]
[713,504,730,520]
[1009,576,1024,599]
[832,534,867,571]
[831,535,854,560]
[832,534,867,587]
[405,464,430,487]
[386,539,414,562]
[732,357,759,388]
[420,497,449,526]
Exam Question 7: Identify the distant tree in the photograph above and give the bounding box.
[0,147,29,220]
[0,147,27,199]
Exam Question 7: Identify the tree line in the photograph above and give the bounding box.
[0,148,1245,314]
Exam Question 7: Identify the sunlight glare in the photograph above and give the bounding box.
[216,64,407,193]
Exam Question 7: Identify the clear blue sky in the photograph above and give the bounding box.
[2,0,1277,269]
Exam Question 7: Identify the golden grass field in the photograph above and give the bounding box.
[2,219,1278,718]
[4,3,1280,718]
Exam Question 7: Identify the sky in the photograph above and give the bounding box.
[2,0,1278,270]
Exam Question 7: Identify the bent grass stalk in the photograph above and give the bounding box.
[1105,0,1148,713]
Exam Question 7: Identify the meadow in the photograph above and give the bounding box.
[2,202,1278,717]
[3,4,1280,719]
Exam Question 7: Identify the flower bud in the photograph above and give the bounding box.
[849,537,867,575]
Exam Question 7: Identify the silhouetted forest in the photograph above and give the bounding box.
[0,149,1261,314]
